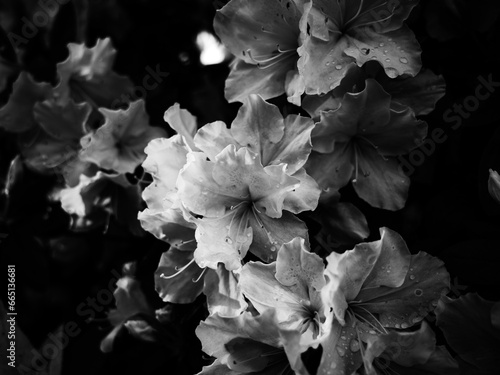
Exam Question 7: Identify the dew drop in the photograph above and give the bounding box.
[414,289,423,297]
[388,38,393,42]
[394,323,401,329]
[412,316,422,323]
[270,246,276,251]
[379,42,385,47]
[326,61,330,66]
[341,335,347,340]
[400,57,408,64]
[401,322,409,329]
[385,58,391,62]
[350,339,360,352]
[409,275,415,280]
[335,64,342,70]
[337,347,346,357]
[225,237,233,244]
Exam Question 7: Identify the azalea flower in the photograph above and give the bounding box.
[302,61,446,119]
[79,100,166,175]
[316,227,449,374]
[239,237,328,342]
[298,0,422,96]
[196,309,309,374]
[305,78,427,210]
[101,274,154,353]
[53,38,134,109]
[140,95,319,271]
[214,0,306,104]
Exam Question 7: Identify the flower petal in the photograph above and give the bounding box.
[193,205,252,270]
[298,33,357,95]
[488,169,500,205]
[196,310,283,365]
[154,249,204,304]
[248,209,309,263]
[344,25,421,79]
[163,103,198,150]
[316,312,364,375]
[356,252,450,328]
[352,146,410,211]
[54,38,134,108]
[138,208,196,249]
[80,100,166,174]
[231,95,315,173]
[0,72,51,133]
[34,99,91,140]
[224,58,295,103]
[214,0,301,102]
[276,237,325,291]
[141,136,189,211]
[204,265,248,317]
[240,261,309,330]
[194,121,236,160]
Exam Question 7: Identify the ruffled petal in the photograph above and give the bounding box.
[80,100,166,174]
[0,72,51,133]
[204,265,248,317]
[163,103,198,149]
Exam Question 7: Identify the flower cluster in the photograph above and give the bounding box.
[0,38,165,232]
[127,1,457,373]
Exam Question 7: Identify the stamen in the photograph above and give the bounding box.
[357,135,379,150]
[247,48,294,70]
[192,267,207,283]
[352,13,394,31]
[344,0,365,28]
[352,305,388,334]
[159,258,196,279]
[348,1,389,28]
[353,145,359,183]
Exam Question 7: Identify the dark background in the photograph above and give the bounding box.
[1,0,500,374]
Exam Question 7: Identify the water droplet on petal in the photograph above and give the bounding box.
[409,275,415,280]
[400,57,408,64]
[335,64,342,70]
[270,246,276,251]
[414,289,423,296]
[379,42,385,47]
[394,323,401,329]
[350,339,360,352]
[385,58,391,62]
[401,322,409,329]
[225,237,233,244]
[337,347,346,357]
